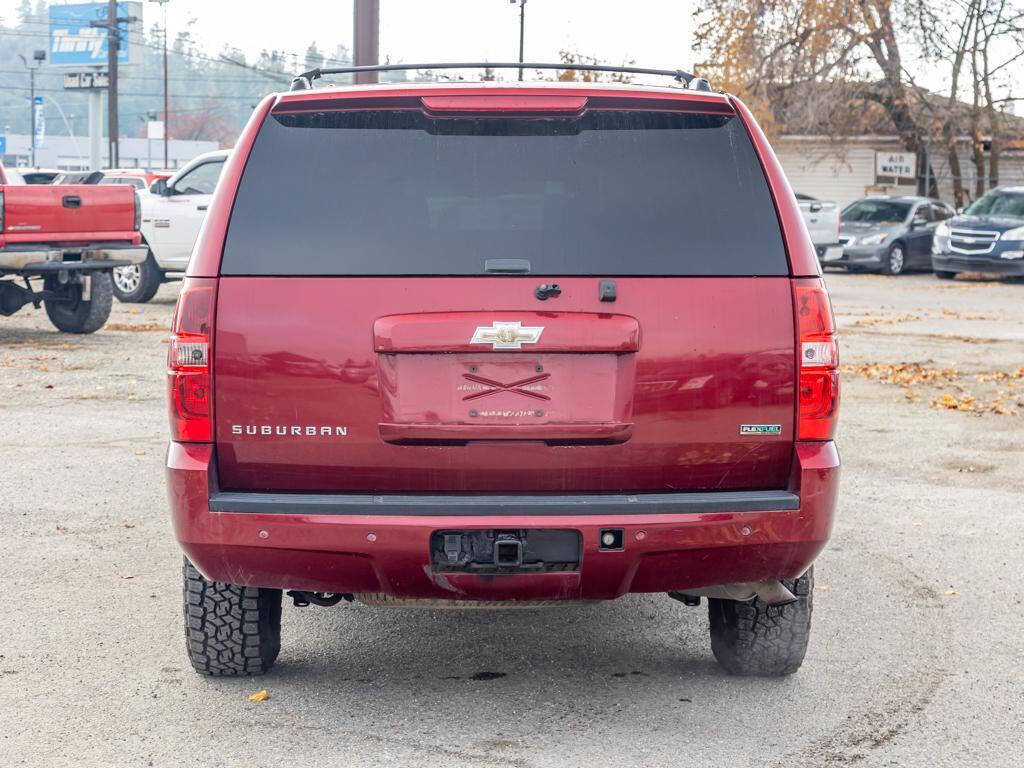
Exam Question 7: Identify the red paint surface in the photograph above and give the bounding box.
[167,441,838,599]
[0,184,139,246]
[213,277,796,492]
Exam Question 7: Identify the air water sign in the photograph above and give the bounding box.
[875,151,916,183]
[49,2,142,67]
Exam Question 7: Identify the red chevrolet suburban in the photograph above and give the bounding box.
[167,65,840,678]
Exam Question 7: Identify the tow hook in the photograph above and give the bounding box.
[286,591,352,608]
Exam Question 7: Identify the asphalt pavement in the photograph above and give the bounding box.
[1,272,1022,767]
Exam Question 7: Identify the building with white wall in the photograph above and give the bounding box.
[775,135,1024,209]
[0,133,219,171]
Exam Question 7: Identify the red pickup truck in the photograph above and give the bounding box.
[167,65,840,678]
[1,163,146,333]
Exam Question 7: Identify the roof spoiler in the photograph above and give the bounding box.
[288,62,713,93]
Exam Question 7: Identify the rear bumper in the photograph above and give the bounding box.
[820,245,885,268]
[167,441,840,601]
[932,253,1024,275]
[0,242,148,272]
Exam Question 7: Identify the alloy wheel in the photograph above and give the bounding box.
[112,264,141,293]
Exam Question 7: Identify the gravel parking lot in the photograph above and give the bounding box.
[1,273,1022,767]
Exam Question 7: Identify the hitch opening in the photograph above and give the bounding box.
[494,539,523,567]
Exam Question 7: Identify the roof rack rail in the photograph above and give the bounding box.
[288,62,712,92]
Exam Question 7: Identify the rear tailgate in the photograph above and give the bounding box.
[1,184,136,242]
[213,94,796,493]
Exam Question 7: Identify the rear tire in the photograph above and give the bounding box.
[112,252,161,303]
[43,272,113,334]
[182,558,282,676]
[935,270,956,280]
[885,243,907,275]
[708,567,813,676]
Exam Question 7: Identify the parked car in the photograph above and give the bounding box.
[51,171,103,185]
[0,163,146,332]
[99,168,173,191]
[931,187,1024,279]
[796,193,842,260]
[166,67,840,678]
[111,150,228,303]
[17,167,62,185]
[828,196,954,274]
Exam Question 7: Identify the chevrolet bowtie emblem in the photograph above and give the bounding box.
[470,321,544,350]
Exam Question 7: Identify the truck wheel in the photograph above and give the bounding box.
[43,272,113,334]
[112,252,161,303]
[885,243,906,275]
[182,558,282,676]
[708,567,813,677]
[935,270,956,280]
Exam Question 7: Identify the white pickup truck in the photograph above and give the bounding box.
[111,150,229,303]
[796,193,843,263]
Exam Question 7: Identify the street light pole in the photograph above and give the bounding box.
[18,50,45,166]
[29,63,35,165]
[149,0,170,168]
[516,0,526,80]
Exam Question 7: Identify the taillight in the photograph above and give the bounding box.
[1,190,5,231]
[794,278,839,440]
[133,190,142,231]
[168,277,216,442]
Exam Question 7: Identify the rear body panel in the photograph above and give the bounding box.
[214,276,795,493]
[0,184,137,247]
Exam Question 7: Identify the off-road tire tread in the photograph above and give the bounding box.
[708,567,813,677]
[43,271,113,334]
[182,559,282,676]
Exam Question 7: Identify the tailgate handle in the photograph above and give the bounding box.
[62,195,82,208]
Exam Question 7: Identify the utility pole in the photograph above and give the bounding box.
[91,2,137,169]
[511,0,526,80]
[149,0,170,168]
[353,0,379,84]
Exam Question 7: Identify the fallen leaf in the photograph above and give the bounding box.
[815,584,831,591]
[248,689,269,702]
[134,450,146,456]
[120,574,135,580]
[123,523,136,529]
[945,589,958,597]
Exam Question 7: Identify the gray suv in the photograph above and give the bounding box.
[823,196,955,275]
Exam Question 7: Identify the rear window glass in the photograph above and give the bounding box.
[221,108,787,276]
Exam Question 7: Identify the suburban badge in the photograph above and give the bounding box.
[470,321,544,350]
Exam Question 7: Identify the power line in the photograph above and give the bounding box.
[0,83,269,100]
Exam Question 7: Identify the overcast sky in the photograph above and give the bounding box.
[2,1,695,80]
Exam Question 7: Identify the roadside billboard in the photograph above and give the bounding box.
[48,2,142,68]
